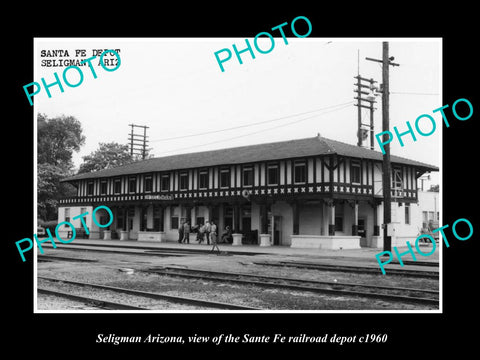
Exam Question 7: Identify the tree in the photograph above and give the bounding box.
[38,113,85,169]
[37,114,85,220]
[37,163,76,220]
[78,142,134,174]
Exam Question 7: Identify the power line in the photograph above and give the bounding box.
[390,91,439,96]
[157,102,353,156]
[149,101,354,143]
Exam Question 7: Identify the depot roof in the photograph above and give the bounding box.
[62,135,439,182]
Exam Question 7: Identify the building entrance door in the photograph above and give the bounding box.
[269,215,282,245]
[358,218,367,247]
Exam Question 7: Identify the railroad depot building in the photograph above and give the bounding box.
[58,135,438,249]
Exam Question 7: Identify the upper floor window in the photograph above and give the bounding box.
[144,175,153,192]
[114,178,122,194]
[87,181,94,196]
[294,161,306,184]
[100,180,108,195]
[64,208,70,224]
[405,204,411,224]
[199,170,209,190]
[350,161,361,184]
[242,166,253,187]
[267,164,279,185]
[220,168,230,188]
[179,172,188,190]
[128,176,137,193]
[161,174,170,192]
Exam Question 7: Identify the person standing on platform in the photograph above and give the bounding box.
[210,220,220,254]
[197,223,205,243]
[182,221,191,244]
[204,220,211,245]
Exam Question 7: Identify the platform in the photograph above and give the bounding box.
[53,237,440,264]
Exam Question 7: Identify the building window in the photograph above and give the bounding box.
[350,161,361,184]
[114,178,122,194]
[128,177,137,193]
[87,181,94,196]
[179,172,188,190]
[242,166,253,187]
[144,175,153,192]
[405,204,410,224]
[196,216,205,226]
[294,161,306,184]
[422,211,428,228]
[199,170,209,190]
[161,174,170,192]
[64,208,70,225]
[267,164,279,185]
[171,216,179,230]
[220,168,230,188]
[100,180,107,195]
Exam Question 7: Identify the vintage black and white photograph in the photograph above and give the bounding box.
[33,37,442,313]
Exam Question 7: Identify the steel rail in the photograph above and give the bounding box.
[145,267,439,306]
[38,255,98,263]
[39,242,262,256]
[38,244,188,257]
[156,266,439,295]
[37,288,146,310]
[38,276,260,310]
[254,261,439,278]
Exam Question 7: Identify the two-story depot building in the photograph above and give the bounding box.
[58,135,438,249]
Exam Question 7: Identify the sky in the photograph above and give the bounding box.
[34,37,441,188]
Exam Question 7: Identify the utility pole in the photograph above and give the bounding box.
[353,75,377,149]
[354,48,378,149]
[366,42,399,252]
[128,124,150,160]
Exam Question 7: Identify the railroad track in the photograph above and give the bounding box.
[253,261,439,278]
[38,276,259,310]
[40,242,262,256]
[39,244,189,258]
[37,288,146,310]
[143,266,439,306]
[38,255,98,263]
[390,260,439,267]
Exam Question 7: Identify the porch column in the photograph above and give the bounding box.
[259,202,271,246]
[207,204,213,222]
[233,204,240,232]
[140,206,147,231]
[159,205,165,232]
[325,199,335,236]
[373,201,380,236]
[291,201,299,235]
[191,206,196,226]
[123,207,127,231]
[185,205,192,225]
[120,206,129,240]
[260,203,268,234]
[352,201,359,236]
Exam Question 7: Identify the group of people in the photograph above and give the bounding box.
[178,220,233,245]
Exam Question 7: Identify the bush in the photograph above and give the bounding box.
[42,220,58,234]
